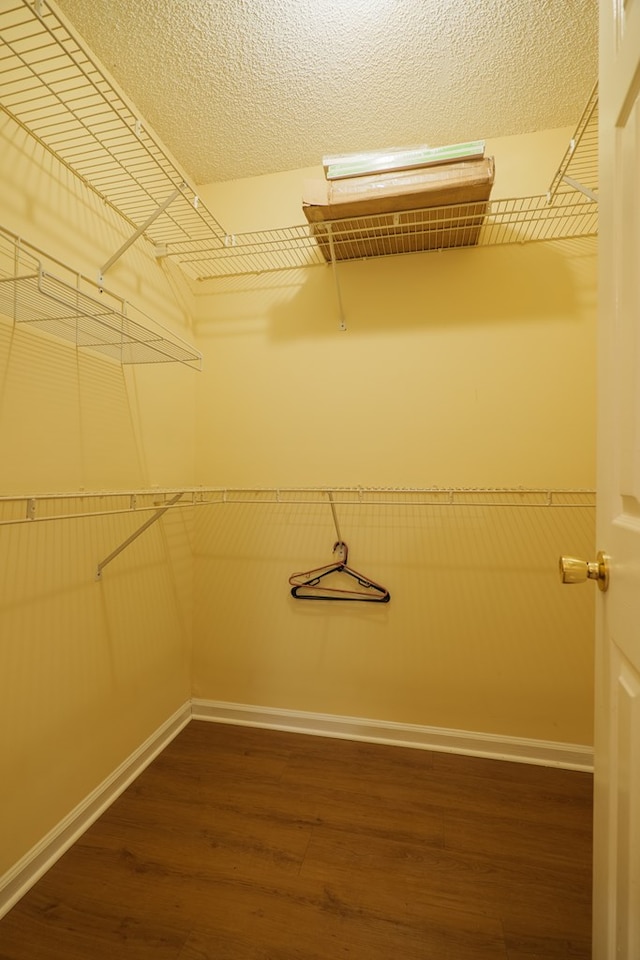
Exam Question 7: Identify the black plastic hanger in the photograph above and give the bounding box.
[289,541,390,602]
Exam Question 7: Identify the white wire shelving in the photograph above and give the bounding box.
[0,0,598,283]
[163,193,599,281]
[0,485,595,580]
[548,84,598,203]
[0,226,202,366]
[0,486,597,528]
[0,0,226,249]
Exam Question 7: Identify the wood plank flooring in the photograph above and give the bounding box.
[0,721,593,959]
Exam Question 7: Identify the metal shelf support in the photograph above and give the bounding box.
[327,225,347,331]
[559,176,598,203]
[95,491,184,580]
[99,186,184,283]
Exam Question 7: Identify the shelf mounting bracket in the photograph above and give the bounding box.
[326,225,347,331]
[98,185,184,284]
[560,176,598,203]
[95,491,184,581]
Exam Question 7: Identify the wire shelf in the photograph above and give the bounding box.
[0,485,597,526]
[0,0,226,247]
[0,1,598,282]
[548,83,598,202]
[166,192,598,280]
[0,226,202,366]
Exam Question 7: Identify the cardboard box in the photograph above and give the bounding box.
[303,157,495,262]
[322,141,485,180]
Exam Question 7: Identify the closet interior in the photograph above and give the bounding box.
[1,0,597,932]
[1,0,596,285]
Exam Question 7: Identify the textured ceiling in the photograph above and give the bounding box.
[55,0,598,186]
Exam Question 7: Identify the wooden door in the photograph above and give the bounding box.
[595,0,640,955]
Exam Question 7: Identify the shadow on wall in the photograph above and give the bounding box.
[194,237,593,341]
[0,320,143,491]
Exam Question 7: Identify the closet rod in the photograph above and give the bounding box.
[0,486,596,527]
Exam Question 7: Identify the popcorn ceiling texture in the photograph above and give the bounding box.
[56,0,598,186]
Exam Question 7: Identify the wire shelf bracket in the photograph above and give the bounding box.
[326,225,348,331]
[98,186,183,283]
[547,83,598,205]
[559,176,598,203]
[0,0,227,253]
[95,491,184,580]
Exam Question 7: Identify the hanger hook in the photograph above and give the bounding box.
[332,540,348,564]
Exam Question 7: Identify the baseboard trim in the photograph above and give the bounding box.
[191,699,594,773]
[0,701,191,921]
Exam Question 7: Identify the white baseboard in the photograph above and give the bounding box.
[0,701,191,921]
[191,699,594,773]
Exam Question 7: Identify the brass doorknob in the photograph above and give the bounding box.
[559,551,609,592]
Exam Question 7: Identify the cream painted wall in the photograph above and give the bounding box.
[0,108,597,890]
[192,129,596,744]
[0,113,197,877]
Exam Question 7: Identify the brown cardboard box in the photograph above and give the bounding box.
[303,157,494,261]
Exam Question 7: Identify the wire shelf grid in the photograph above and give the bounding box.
[548,83,598,202]
[0,1,598,282]
[168,192,598,280]
[0,485,597,527]
[0,226,202,366]
[0,0,226,246]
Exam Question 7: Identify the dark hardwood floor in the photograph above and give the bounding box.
[0,721,593,959]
